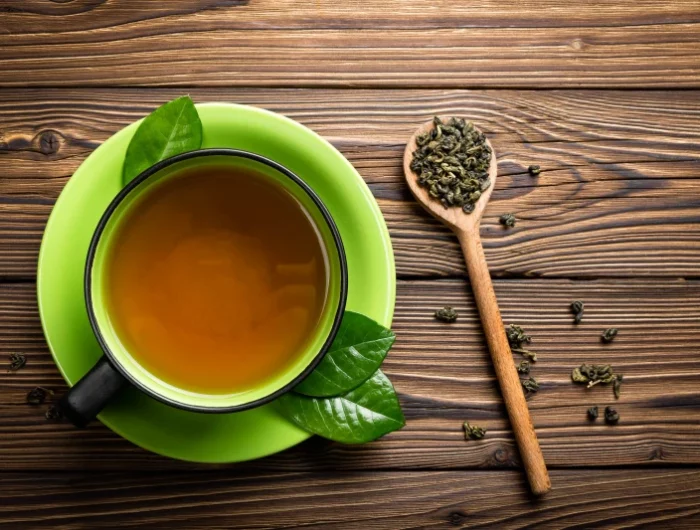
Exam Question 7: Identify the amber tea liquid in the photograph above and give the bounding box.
[104,165,329,395]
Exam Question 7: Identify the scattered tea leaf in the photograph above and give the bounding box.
[528,165,541,176]
[45,405,63,421]
[463,422,486,440]
[613,374,623,399]
[571,367,590,384]
[574,364,614,387]
[507,324,538,362]
[26,387,53,406]
[521,377,540,394]
[570,300,584,324]
[512,348,538,362]
[601,328,618,343]
[434,307,458,323]
[505,324,531,348]
[294,311,395,397]
[279,370,405,444]
[572,364,623,398]
[499,213,516,228]
[604,406,619,424]
[587,406,599,421]
[516,360,531,374]
[123,96,203,184]
[409,117,492,212]
[8,352,26,372]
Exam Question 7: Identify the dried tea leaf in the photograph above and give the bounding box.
[588,373,616,388]
[512,348,538,362]
[570,300,584,324]
[604,406,619,424]
[505,325,531,348]
[572,364,622,399]
[601,328,618,343]
[463,422,486,440]
[516,360,531,374]
[434,307,458,323]
[587,406,599,421]
[8,353,26,372]
[26,387,53,406]
[521,377,540,394]
[613,375,623,399]
[45,405,63,421]
[410,117,492,212]
[499,213,516,228]
[571,367,589,383]
[506,325,538,362]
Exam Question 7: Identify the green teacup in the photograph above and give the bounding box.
[60,149,348,426]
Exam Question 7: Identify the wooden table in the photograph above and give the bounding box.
[2,2,700,527]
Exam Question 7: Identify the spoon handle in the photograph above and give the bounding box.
[458,228,551,496]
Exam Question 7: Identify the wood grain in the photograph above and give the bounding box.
[1,1,698,524]
[2,1,700,88]
[2,279,700,471]
[5,0,700,32]
[1,88,699,279]
[0,469,699,528]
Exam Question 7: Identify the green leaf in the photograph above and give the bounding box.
[122,96,203,184]
[294,311,395,397]
[278,370,405,444]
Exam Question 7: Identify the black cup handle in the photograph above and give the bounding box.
[59,356,128,427]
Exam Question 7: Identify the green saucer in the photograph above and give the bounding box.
[37,103,396,463]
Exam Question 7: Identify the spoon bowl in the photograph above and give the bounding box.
[403,118,498,233]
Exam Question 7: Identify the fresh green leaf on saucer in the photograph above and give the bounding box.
[294,311,395,397]
[122,96,203,184]
[278,370,404,444]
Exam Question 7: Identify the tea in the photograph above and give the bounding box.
[104,164,329,395]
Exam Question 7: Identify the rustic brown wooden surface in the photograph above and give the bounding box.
[2,1,700,88]
[1,89,699,280]
[1,1,700,527]
[1,469,700,529]
[2,279,700,472]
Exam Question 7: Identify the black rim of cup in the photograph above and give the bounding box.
[84,148,349,413]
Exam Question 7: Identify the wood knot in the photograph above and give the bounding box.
[493,447,510,463]
[447,510,468,526]
[649,447,666,461]
[490,446,519,467]
[570,38,585,51]
[38,130,61,155]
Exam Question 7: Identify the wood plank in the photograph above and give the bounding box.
[1,88,699,279]
[0,469,699,528]
[2,279,700,471]
[5,0,700,32]
[2,2,700,87]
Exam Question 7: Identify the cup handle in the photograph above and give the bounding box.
[59,356,128,427]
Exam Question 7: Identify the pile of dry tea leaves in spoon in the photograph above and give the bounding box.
[409,117,492,213]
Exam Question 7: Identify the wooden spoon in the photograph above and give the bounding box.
[403,119,551,496]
